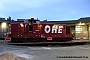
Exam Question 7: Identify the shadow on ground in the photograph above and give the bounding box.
[7,41,90,47]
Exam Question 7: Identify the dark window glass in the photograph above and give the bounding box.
[34,20,36,23]
[66,26,70,34]
[29,25,33,31]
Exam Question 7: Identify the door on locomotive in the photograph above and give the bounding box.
[24,18,35,33]
[66,26,70,35]
[28,18,40,32]
[66,26,72,40]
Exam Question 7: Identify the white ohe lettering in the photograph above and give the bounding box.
[52,26,57,33]
[44,25,63,33]
[58,26,63,33]
[44,25,51,33]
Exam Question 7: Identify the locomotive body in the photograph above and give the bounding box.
[10,18,72,43]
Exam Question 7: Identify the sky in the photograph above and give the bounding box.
[0,0,90,21]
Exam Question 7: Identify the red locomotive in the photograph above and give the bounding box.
[10,18,72,43]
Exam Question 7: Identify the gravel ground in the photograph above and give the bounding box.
[0,40,90,60]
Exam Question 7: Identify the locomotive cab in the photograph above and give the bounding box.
[28,18,40,31]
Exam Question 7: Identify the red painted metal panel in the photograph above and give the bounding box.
[5,37,11,40]
[10,20,72,42]
[47,37,52,40]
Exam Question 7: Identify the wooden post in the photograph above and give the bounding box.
[43,38,44,45]
[34,38,35,45]
[4,37,6,44]
[25,37,26,46]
